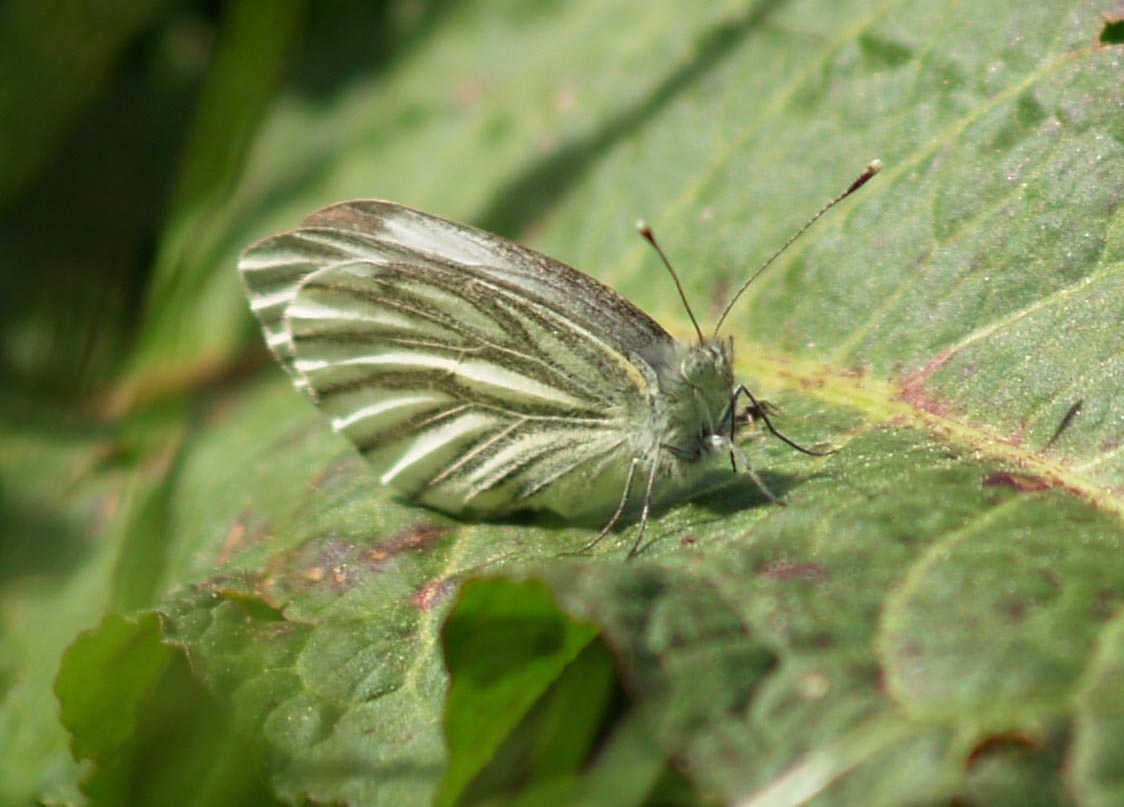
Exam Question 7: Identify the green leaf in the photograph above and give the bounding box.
[57,613,281,806]
[438,578,604,807]
[56,613,173,759]
[159,0,1124,802]
[7,0,1124,804]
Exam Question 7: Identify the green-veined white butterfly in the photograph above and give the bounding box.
[238,160,880,557]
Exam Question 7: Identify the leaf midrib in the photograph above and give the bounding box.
[744,350,1124,520]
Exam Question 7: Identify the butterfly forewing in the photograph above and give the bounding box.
[239,201,677,519]
[297,201,674,355]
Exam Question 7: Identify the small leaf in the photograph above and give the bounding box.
[56,613,173,759]
[438,578,603,807]
[56,613,281,806]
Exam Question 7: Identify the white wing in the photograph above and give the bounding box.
[238,202,678,518]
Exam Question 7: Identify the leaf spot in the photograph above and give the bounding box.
[896,351,956,416]
[412,577,453,611]
[369,522,449,566]
[982,470,1051,491]
[760,561,830,582]
[965,731,1042,770]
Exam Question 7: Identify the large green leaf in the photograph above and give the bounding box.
[17,0,1124,804]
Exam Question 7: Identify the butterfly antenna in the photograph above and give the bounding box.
[637,220,705,344]
[712,159,882,337]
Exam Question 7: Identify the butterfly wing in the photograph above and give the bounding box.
[300,200,675,354]
[238,201,679,518]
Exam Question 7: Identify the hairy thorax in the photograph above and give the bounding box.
[650,338,736,469]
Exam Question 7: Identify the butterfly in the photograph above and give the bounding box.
[238,160,880,557]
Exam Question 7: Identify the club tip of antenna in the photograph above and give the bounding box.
[846,159,883,195]
[635,218,652,237]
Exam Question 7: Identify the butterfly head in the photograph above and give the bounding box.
[679,337,733,393]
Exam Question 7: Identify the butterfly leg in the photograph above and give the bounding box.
[564,457,640,556]
[732,385,837,456]
[625,458,663,560]
[728,441,782,504]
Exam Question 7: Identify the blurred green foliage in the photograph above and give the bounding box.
[0,0,451,400]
